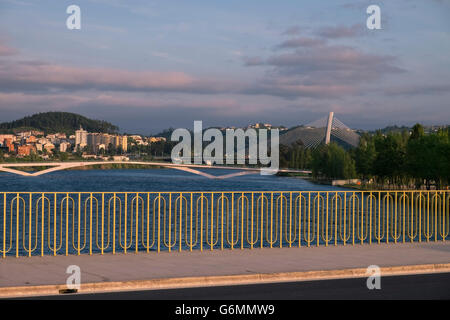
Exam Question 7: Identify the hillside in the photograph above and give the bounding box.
[0,112,119,135]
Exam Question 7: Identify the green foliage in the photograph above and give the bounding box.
[280,123,448,189]
[0,112,119,135]
[353,124,449,189]
[127,140,177,158]
[311,143,356,180]
[279,142,312,169]
[353,133,376,180]
[372,132,407,185]
[406,128,449,189]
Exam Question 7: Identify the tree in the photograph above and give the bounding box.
[59,152,69,161]
[372,133,406,187]
[353,133,376,181]
[311,143,356,180]
[410,123,424,140]
[407,129,449,189]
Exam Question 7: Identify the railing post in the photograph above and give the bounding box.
[317,193,320,247]
[179,193,183,252]
[352,192,355,246]
[41,193,44,256]
[190,193,193,252]
[3,193,5,258]
[231,193,234,250]
[158,193,161,253]
[124,193,127,254]
[241,193,244,250]
[251,192,254,249]
[53,193,56,256]
[135,192,139,254]
[112,193,116,254]
[270,192,273,249]
[16,193,19,257]
[325,192,329,247]
[334,192,338,246]
[210,193,214,251]
[260,194,264,249]
[201,193,204,252]
[369,192,372,245]
[435,192,438,242]
[307,192,311,247]
[148,193,151,253]
[29,193,32,257]
[66,193,69,256]
[378,191,381,244]
[289,192,292,248]
[221,193,224,251]
[89,193,93,255]
[402,192,406,243]
[78,193,81,255]
[280,193,283,249]
[101,193,105,255]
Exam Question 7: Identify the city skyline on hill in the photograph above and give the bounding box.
[1,111,448,138]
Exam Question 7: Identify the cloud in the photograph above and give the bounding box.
[242,56,265,66]
[0,59,243,94]
[0,31,404,104]
[0,43,18,56]
[266,45,401,76]
[247,23,401,99]
[275,37,326,49]
[244,41,403,99]
[243,81,357,99]
[384,84,450,96]
[316,24,364,39]
[281,26,301,36]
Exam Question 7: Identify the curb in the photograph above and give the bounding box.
[2,263,450,298]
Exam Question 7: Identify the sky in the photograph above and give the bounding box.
[0,0,449,134]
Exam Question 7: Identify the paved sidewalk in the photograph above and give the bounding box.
[1,242,449,289]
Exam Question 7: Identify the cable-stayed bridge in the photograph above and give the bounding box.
[280,112,360,149]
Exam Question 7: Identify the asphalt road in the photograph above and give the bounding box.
[26,272,450,300]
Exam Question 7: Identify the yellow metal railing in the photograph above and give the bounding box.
[0,191,449,258]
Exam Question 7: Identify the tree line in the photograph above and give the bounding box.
[280,124,449,190]
[0,112,118,135]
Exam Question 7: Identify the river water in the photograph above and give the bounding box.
[0,169,441,256]
[0,169,360,256]
[0,168,344,192]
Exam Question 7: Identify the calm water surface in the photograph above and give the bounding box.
[0,168,345,192]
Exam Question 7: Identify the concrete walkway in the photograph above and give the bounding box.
[1,242,449,290]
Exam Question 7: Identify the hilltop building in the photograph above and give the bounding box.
[17,145,37,157]
[75,127,127,153]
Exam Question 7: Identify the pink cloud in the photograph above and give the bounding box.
[0,62,196,91]
[0,43,18,56]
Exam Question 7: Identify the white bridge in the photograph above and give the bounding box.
[0,161,309,179]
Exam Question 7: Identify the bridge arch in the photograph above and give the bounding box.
[0,161,264,179]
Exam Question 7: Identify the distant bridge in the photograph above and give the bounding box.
[0,161,310,179]
[280,112,360,149]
